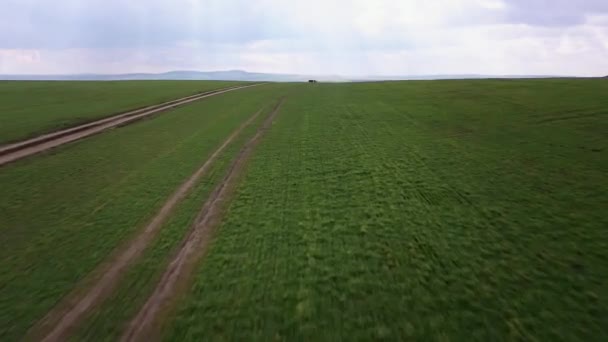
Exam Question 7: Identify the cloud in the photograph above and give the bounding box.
[504,0,608,26]
[1,0,607,76]
[0,0,293,49]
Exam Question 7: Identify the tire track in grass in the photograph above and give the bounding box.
[71,119,260,341]
[31,107,266,342]
[0,84,259,167]
[121,98,285,342]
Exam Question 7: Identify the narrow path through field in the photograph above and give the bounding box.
[30,106,266,342]
[0,84,259,167]
[121,98,285,342]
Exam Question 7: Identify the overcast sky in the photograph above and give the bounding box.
[1,0,607,76]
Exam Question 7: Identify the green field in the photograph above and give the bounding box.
[0,83,287,339]
[0,80,243,144]
[71,97,293,342]
[1,79,607,340]
[164,79,607,340]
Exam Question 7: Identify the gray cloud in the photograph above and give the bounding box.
[3,0,608,51]
[0,0,292,49]
[504,0,608,26]
[1,0,606,76]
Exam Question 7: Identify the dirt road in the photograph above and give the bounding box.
[121,98,285,342]
[31,106,266,342]
[0,84,259,167]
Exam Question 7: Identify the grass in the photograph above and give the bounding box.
[163,79,608,341]
[70,97,292,341]
[0,83,285,340]
[0,80,243,144]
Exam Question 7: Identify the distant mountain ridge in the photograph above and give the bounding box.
[0,70,339,82]
[0,70,573,82]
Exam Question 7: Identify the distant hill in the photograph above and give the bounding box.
[353,74,567,81]
[0,70,568,82]
[0,70,346,82]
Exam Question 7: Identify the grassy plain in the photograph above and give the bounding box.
[0,80,242,144]
[164,79,608,340]
[71,97,294,341]
[0,83,285,340]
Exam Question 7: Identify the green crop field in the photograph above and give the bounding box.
[0,83,289,340]
[164,79,608,341]
[0,80,243,144]
[71,98,293,342]
[1,79,607,341]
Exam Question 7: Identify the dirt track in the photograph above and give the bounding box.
[120,98,285,342]
[31,107,266,342]
[0,84,259,167]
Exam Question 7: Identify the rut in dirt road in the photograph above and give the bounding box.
[0,84,260,167]
[30,107,266,342]
[121,98,285,342]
